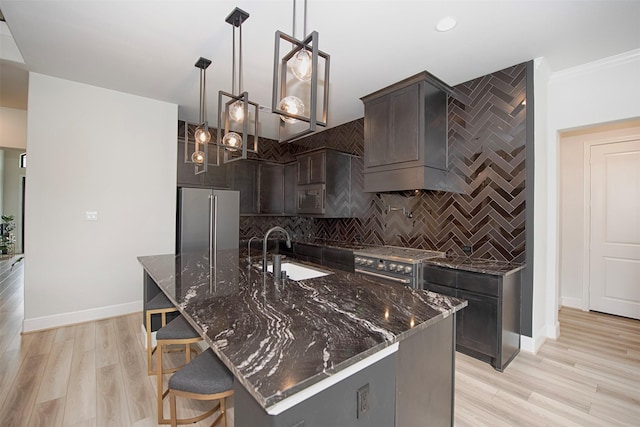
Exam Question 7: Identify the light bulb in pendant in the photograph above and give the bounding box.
[191,150,205,164]
[222,132,242,152]
[278,96,305,123]
[194,126,211,144]
[291,49,312,82]
[229,100,245,122]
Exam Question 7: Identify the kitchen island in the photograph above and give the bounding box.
[138,250,466,427]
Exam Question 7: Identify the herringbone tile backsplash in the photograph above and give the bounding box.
[240,63,527,263]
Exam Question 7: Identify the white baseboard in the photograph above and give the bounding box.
[521,319,558,354]
[561,296,583,309]
[23,300,142,333]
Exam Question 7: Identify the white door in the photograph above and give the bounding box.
[589,139,640,319]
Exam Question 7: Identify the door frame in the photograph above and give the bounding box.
[581,129,640,312]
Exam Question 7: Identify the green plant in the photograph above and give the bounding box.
[0,215,16,254]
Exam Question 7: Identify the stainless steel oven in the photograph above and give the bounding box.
[353,246,445,288]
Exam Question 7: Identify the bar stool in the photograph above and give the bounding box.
[156,315,203,423]
[146,292,179,375]
[168,348,234,427]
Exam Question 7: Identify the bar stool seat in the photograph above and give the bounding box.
[146,292,179,375]
[156,315,204,423]
[168,348,234,427]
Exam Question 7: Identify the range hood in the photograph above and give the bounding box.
[360,71,464,194]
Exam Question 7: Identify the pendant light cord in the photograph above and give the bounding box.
[199,67,206,124]
[232,25,236,95]
[239,22,243,94]
[231,19,244,95]
[292,0,307,39]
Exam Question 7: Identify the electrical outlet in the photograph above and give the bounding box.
[462,245,472,255]
[357,383,370,418]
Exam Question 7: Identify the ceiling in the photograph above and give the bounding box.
[1,0,639,140]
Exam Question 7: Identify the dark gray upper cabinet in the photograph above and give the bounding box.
[361,71,462,193]
[295,148,371,218]
[177,139,230,189]
[259,162,284,215]
[231,160,259,215]
[284,162,297,216]
[297,150,326,184]
[364,83,420,168]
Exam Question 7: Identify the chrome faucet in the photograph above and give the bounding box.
[263,226,292,272]
[247,236,260,265]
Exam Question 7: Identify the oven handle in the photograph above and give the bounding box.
[355,268,411,285]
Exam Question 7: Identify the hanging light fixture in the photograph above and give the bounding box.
[217,7,259,163]
[185,57,215,174]
[272,0,330,143]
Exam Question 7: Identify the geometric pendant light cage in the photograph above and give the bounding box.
[272,0,329,143]
[217,7,259,163]
[185,57,216,174]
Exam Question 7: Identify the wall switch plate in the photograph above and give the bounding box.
[357,383,370,418]
[85,211,98,221]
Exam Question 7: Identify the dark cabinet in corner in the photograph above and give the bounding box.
[361,71,462,193]
[423,265,521,371]
[259,162,285,215]
[295,148,371,218]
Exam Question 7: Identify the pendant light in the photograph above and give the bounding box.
[272,0,330,143]
[185,57,215,174]
[217,7,258,163]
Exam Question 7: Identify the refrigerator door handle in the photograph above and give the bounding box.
[210,194,219,268]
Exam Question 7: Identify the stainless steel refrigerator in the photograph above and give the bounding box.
[177,188,239,254]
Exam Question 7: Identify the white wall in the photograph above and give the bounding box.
[0,106,28,149]
[525,57,553,353]
[23,73,177,332]
[2,148,26,253]
[559,121,640,309]
[540,49,640,341]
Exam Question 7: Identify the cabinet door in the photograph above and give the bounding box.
[204,161,231,189]
[363,95,390,168]
[389,83,420,164]
[297,151,326,184]
[298,155,310,185]
[308,151,326,183]
[232,161,259,214]
[456,290,498,358]
[284,162,297,215]
[260,163,284,214]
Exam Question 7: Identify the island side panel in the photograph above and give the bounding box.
[234,352,397,427]
[396,314,455,427]
[499,269,522,370]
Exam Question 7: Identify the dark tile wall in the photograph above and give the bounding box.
[240,63,528,264]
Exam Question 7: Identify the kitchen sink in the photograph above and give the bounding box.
[266,261,332,281]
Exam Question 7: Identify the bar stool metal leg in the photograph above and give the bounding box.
[155,316,203,424]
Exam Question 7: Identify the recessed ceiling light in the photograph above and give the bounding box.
[436,16,457,32]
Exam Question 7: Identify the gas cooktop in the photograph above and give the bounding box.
[353,246,445,263]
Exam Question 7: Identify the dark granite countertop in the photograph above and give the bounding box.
[424,256,525,276]
[138,250,466,412]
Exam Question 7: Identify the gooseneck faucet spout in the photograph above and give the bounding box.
[263,226,292,272]
[247,236,259,265]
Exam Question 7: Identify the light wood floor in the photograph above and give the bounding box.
[1,255,638,426]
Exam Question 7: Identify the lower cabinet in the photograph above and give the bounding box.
[423,265,521,371]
